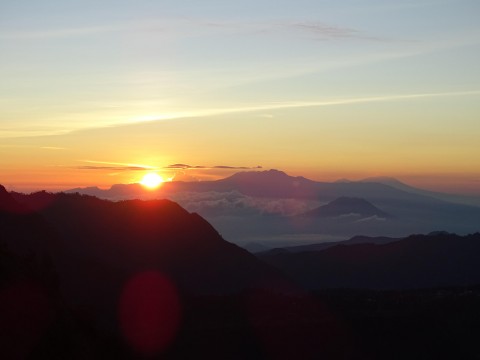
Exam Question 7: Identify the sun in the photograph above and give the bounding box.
[140,173,164,189]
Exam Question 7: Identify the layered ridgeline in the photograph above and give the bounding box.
[67,169,438,202]
[66,169,478,206]
[2,185,480,359]
[65,170,480,248]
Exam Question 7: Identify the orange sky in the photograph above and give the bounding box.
[1,105,479,195]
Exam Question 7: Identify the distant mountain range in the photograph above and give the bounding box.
[67,169,443,204]
[64,169,480,248]
[65,169,479,210]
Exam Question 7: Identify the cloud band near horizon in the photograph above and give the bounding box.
[75,161,262,172]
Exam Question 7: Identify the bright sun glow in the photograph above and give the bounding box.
[140,173,164,189]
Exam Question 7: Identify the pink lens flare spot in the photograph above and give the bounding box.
[119,271,181,357]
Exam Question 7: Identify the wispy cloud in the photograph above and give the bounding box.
[0,25,117,40]
[284,21,385,41]
[40,146,66,151]
[291,22,356,37]
[134,90,480,123]
[5,90,479,139]
[74,161,262,172]
[56,90,480,135]
[189,18,383,42]
[76,160,156,171]
[165,164,262,170]
[76,166,153,171]
[355,215,387,223]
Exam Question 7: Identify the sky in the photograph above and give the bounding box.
[1,0,479,194]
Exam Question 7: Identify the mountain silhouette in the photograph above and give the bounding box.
[73,169,321,200]
[66,170,473,207]
[11,191,287,295]
[216,169,320,198]
[66,169,476,214]
[0,184,25,214]
[68,169,428,203]
[64,170,480,245]
[300,197,390,218]
[0,186,57,255]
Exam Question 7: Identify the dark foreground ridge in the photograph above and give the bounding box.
[10,190,284,294]
[259,232,480,290]
[2,186,480,359]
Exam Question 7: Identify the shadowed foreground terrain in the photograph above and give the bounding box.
[1,185,480,359]
[259,232,480,290]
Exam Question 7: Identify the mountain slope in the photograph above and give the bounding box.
[12,192,286,295]
[257,235,401,255]
[361,176,480,207]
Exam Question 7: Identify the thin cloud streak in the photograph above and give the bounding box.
[0,16,386,42]
[41,146,66,150]
[3,90,479,139]
[194,19,383,41]
[75,161,262,172]
[78,160,157,171]
[165,164,262,170]
[76,166,151,171]
[0,25,118,40]
[127,90,480,125]
[285,21,386,42]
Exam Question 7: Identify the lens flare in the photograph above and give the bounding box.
[119,271,181,356]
